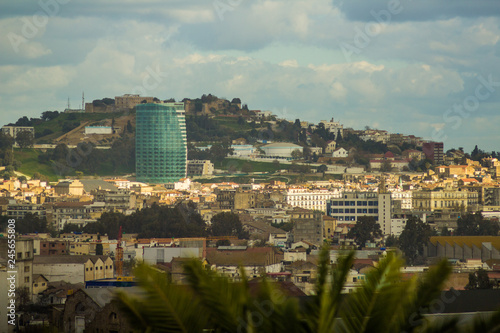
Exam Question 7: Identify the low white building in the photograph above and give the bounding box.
[84,126,113,135]
[261,142,303,158]
[332,148,348,158]
[285,187,342,212]
[391,190,413,210]
[231,144,255,157]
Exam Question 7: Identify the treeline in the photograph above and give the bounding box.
[36,136,136,176]
[0,133,21,179]
[63,205,247,240]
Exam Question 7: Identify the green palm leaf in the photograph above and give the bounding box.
[115,263,208,332]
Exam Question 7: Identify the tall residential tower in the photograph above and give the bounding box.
[135,102,187,183]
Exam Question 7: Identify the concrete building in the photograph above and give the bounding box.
[327,191,392,235]
[62,288,137,333]
[332,148,348,158]
[53,179,85,196]
[285,187,341,212]
[291,208,324,245]
[0,238,34,295]
[1,126,35,139]
[33,255,113,284]
[49,201,106,231]
[115,94,155,109]
[319,119,343,138]
[423,142,444,165]
[7,201,46,219]
[206,247,282,280]
[143,247,202,265]
[216,189,256,210]
[261,142,303,158]
[231,144,256,157]
[324,140,337,154]
[84,126,113,135]
[92,188,135,212]
[412,187,477,212]
[391,190,413,210]
[187,160,214,176]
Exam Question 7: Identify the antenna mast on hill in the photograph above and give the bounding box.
[67,97,70,110]
[82,92,84,110]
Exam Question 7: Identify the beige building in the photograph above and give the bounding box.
[0,238,34,295]
[323,215,337,240]
[32,274,49,301]
[53,179,84,196]
[115,94,155,109]
[291,208,324,246]
[412,188,478,211]
[33,255,114,284]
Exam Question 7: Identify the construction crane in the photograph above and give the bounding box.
[116,225,123,277]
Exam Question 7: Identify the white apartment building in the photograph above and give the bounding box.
[285,188,342,212]
[327,191,392,235]
[390,190,413,210]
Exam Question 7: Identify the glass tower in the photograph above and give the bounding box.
[135,102,187,183]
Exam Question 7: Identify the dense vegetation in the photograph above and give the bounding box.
[61,206,247,240]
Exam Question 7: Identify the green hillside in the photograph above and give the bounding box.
[34,111,126,143]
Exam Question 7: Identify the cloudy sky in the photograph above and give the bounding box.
[1,0,499,152]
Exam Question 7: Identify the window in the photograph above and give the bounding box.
[24,266,30,272]
[25,277,29,283]
[17,252,22,259]
[25,252,30,258]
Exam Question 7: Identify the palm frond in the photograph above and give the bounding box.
[183,259,252,332]
[337,253,406,333]
[461,308,500,333]
[114,263,208,332]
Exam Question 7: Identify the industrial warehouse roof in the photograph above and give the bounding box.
[33,255,112,264]
[79,179,118,192]
[262,142,302,148]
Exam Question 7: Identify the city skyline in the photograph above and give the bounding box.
[0,0,499,152]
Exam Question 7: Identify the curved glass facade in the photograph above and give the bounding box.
[135,102,187,183]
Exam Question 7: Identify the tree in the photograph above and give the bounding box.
[16,213,49,234]
[456,212,499,236]
[441,227,452,236]
[126,120,134,133]
[95,243,103,255]
[115,247,500,333]
[380,159,392,172]
[291,149,303,160]
[399,216,432,265]
[317,164,328,173]
[385,234,399,247]
[465,269,492,290]
[347,216,382,248]
[272,159,280,169]
[16,131,34,148]
[210,212,248,239]
[241,161,253,173]
[215,239,231,247]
